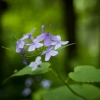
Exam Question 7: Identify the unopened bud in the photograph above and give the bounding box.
[42,25,45,33]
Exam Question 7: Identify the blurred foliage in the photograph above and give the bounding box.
[42,84,100,100]
[0,0,100,99]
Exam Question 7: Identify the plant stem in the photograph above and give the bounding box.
[50,67,87,100]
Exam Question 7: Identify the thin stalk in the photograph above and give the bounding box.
[51,66,87,100]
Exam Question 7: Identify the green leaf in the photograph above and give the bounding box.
[3,62,50,84]
[69,65,100,82]
[42,84,100,100]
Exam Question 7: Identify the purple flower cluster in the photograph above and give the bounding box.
[16,25,69,69]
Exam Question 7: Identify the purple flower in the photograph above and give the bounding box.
[37,33,57,46]
[42,46,58,61]
[22,28,36,41]
[16,28,36,53]
[36,25,57,46]
[16,42,25,54]
[16,39,25,49]
[28,39,43,52]
[51,35,69,50]
[29,56,42,71]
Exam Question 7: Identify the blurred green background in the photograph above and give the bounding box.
[0,0,100,99]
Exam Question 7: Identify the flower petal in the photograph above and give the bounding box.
[36,34,45,42]
[56,35,61,41]
[50,34,57,41]
[35,43,43,48]
[35,56,41,64]
[50,50,58,56]
[29,62,35,67]
[28,44,35,52]
[16,46,21,53]
[33,39,38,43]
[54,43,61,50]
[21,34,29,40]
[45,52,51,61]
[29,62,37,71]
[51,41,57,45]
[61,41,69,45]
[17,40,25,48]
[44,36,51,46]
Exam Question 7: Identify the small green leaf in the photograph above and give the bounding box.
[42,84,100,100]
[3,62,50,84]
[69,65,100,82]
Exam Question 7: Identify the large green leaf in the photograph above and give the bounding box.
[42,84,100,100]
[3,62,50,84]
[69,65,100,82]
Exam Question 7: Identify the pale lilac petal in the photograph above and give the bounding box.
[45,53,51,61]
[29,62,37,71]
[33,39,38,43]
[21,34,29,40]
[56,35,61,41]
[28,44,35,52]
[17,40,25,48]
[29,62,35,67]
[50,50,58,56]
[54,43,61,50]
[22,34,34,41]
[16,46,21,53]
[35,43,43,48]
[32,66,37,71]
[35,56,41,64]
[16,47,24,54]
[51,41,57,45]
[37,34,45,41]
[50,34,57,41]
[44,37,51,46]
[61,41,69,45]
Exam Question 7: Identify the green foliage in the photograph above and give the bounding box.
[42,84,100,100]
[32,89,48,100]
[69,65,100,82]
[3,62,50,84]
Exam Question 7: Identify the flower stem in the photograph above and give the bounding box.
[50,66,87,100]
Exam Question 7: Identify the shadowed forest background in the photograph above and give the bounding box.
[0,0,100,99]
